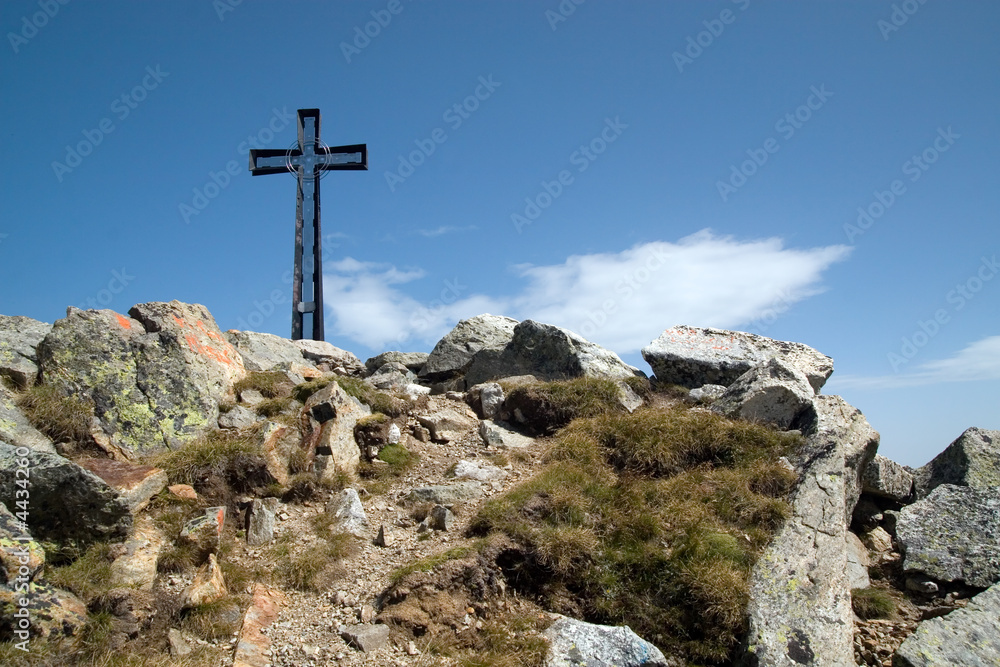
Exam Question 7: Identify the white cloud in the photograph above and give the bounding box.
[832,336,1000,389]
[415,225,478,238]
[323,230,850,354]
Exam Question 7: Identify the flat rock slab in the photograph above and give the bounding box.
[642,325,833,392]
[913,427,1000,498]
[110,515,165,590]
[894,583,1000,666]
[453,459,507,482]
[896,484,1000,588]
[408,481,484,505]
[234,584,287,667]
[77,458,167,512]
[543,616,672,667]
[225,330,310,373]
[340,623,391,653]
[479,420,535,448]
[293,339,365,376]
[416,401,479,443]
[0,383,56,455]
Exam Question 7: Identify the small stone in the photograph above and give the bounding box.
[374,525,393,547]
[168,628,192,657]
[406,640,419,655]
[359,604,375,623]
[340,623,391,653]
[168,483,198,500]
[905,576,939,594]
[429,505,455,531]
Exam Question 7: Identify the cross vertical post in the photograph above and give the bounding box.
[248,108,367,340]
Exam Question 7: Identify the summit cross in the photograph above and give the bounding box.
[249,108,367,341]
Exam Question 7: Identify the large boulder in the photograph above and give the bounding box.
[300,381,370,479]
[912,427,1000,499]
[36,302,246,457]
[710,358,816,430]
[364,351,429,374]
[0,441,131,547]
[862,454,914,502]
[464,319,641,386]
[642,325,833,392]
[544,616,672,667]
[292,339,365,376]
[418,314,519,383]
[0,315,51,389]
[225,330,311,372]
[0,383,57,455]
[743,395,879,667]
[896,484,1000,588]
[894,583,1000,666]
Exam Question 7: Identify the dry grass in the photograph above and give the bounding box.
[16,383,93,444]
[852,587,896,620]
[152,428,272,494]
[502,377,629,435]
[44,542,116,603]
[471,406,802,664]
[233,370,288,399]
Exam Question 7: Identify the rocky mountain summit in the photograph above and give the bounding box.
[1,303,997,666]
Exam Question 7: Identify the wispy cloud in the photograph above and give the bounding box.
[832,336,1000,389]
[323,229,851,353]
[414,225,478,238]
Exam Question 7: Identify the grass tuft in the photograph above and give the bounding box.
[233,370,288,399]
[333,376,408,417]
[471,405,802,664]
[152,428,271,494]
[45,542,116,603]
[16,383,94,444]
[503,377,629,435]
[852,587,896,619]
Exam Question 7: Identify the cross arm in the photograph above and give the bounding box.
[248,148,290,176]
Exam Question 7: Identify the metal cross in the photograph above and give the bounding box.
[249,108,367,341]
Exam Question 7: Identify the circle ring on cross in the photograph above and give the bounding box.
[283,140,333,182]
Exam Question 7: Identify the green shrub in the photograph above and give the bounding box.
[292,376,333,403]
[16,383,93,444]
[852,587,895,619]
[471,406,802,664]
[358,442,418,495]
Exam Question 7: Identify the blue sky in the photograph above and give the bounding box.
[1,1,997,467]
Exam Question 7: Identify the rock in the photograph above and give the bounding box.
[896,484,1000,588]
[464,319,641,387]
[292,339,365,376]
[365,351,429,374]
[428,504,455,531]
[905,575,939,595]
[479,420,535,448]
[401,383,431,400]
[168,628,192,657]
[233,584,286,667]
[862,526,894,557]
[258,421,299,486]
[642,325,834,392]
[710,358,816,430]
[0,502,45,585]
[0,581,88,640]
[301,381,370,480]
[0,441,131,547]
[862,454,914,502]
[0,383,57,454]
[76,458,167,513]
[225,330,309,372]
[894,583,1000,666]
[387,423,401,445]
[365,362,416,390]
[181,552,227,608]
[168,484,198,500]
[0,315,51,389]
[415,400,479,443]
[912,427,1000,499]
[845,532,871,590]
[239,388,264,406]
[245,497,278,546]
[419,314,519,384]
[340,623,391,653]
[453,459,507,483]
[543,615,671,667]
[688,384,726,403]
[374,525,393,547]
[468,382,505,419]
[354,415,394,461]
[36,303,246,456]
[219,405,258,430]
[110,516,165,590]
[326,488,368,538]
[409,481,484,505]
[179,506,226,558]
[743,395,879,667]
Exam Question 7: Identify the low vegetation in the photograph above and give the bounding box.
[16,382,93,445]
[233,370,288,399]
[501,377,631,435]
[358,442,418,494]
[852,587,896,620]
[333,376,408,417]
[471,405,802,664]
[152,428,272,496]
